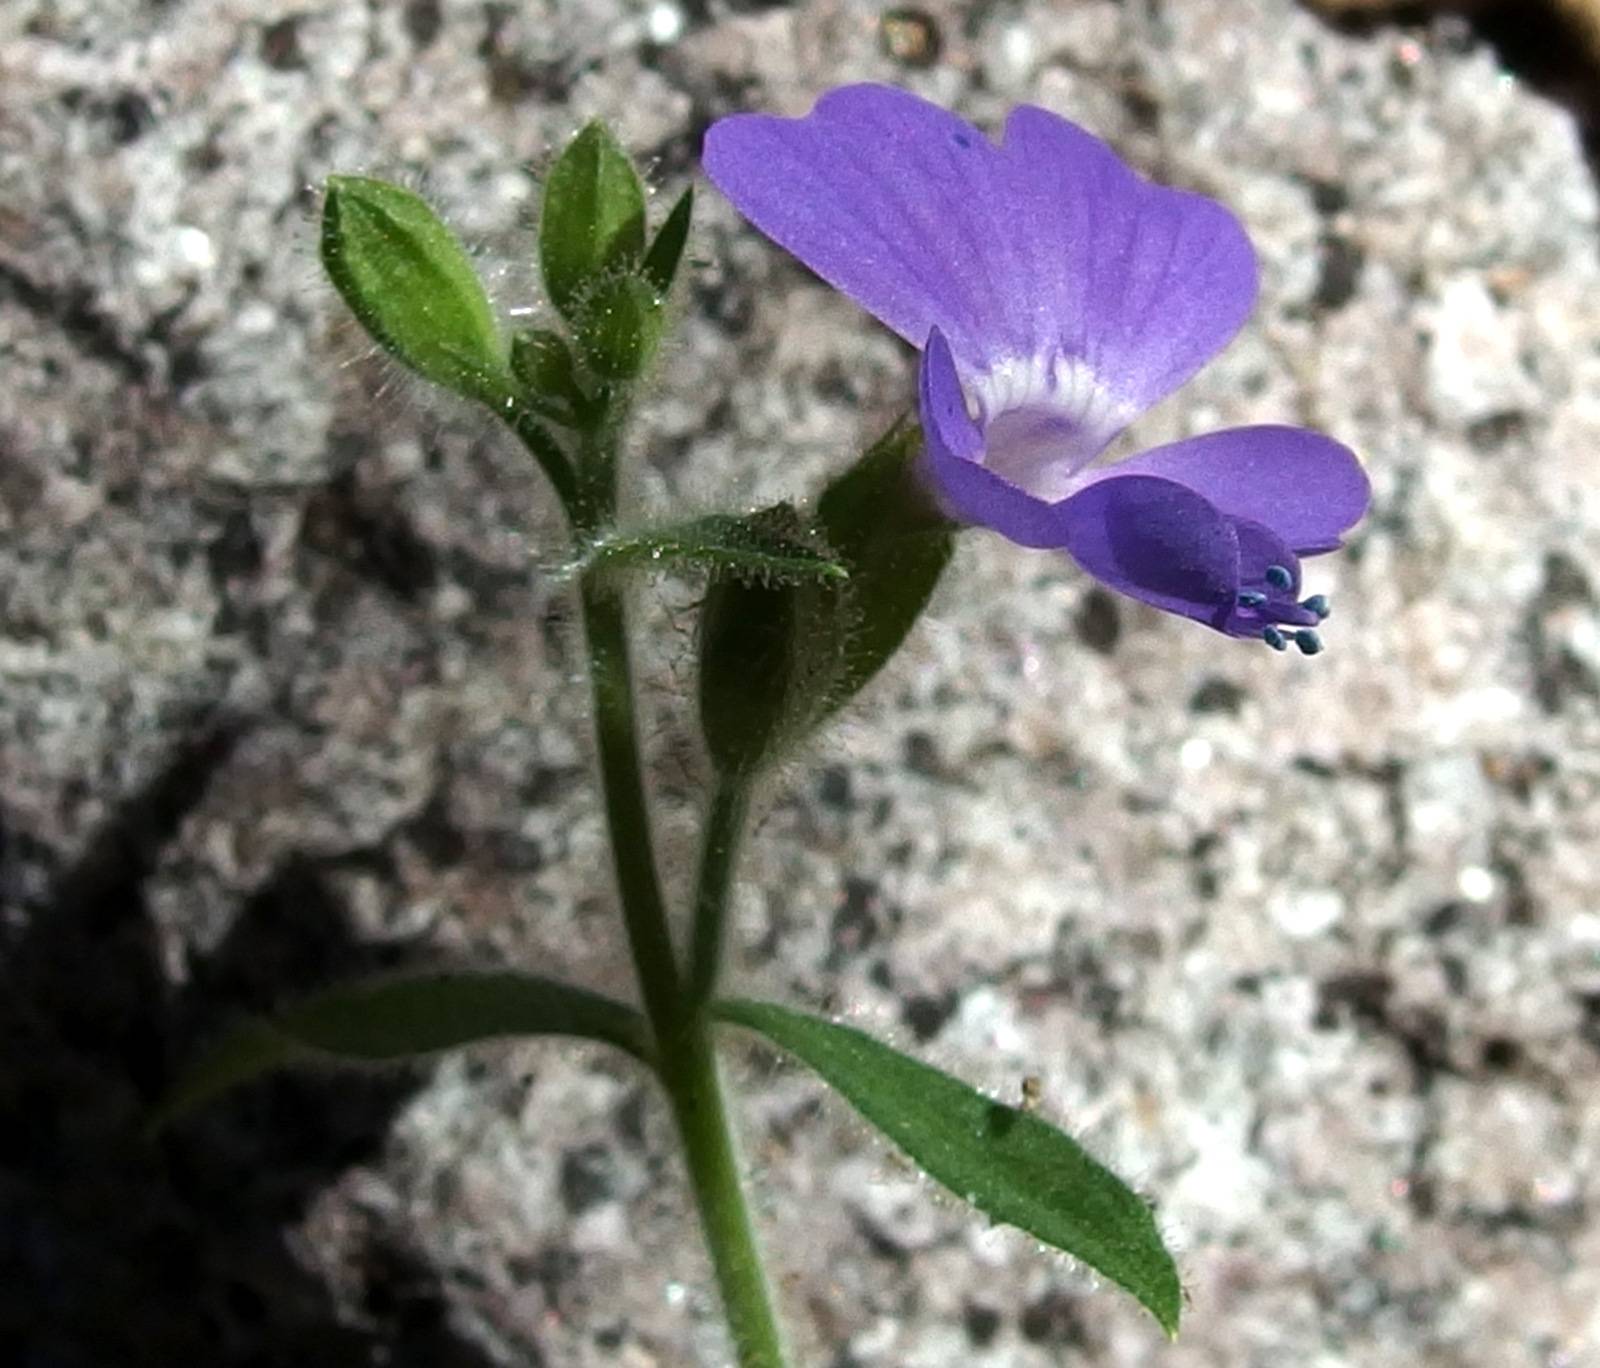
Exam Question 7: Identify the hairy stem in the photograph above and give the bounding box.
[660,1023,789,1368]
[503,402,582,518]
[580,556,786,1366]
[580,575,680,1028]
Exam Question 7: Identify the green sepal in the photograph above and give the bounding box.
[149,970,652,1132]
[714,998,1182,1337]
[696,421,953,777]
[576,509,849,584]
[697,505,852,778]
[511,327,590,425]
[321,176,508,402]
[575,274,665,381]
[641,185,694,296]
[539,121,647,323]
[812,419,953,716]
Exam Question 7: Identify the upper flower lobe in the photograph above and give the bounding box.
[703,84,1370,648]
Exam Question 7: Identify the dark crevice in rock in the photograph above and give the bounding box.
[404,0,443,47]
[0,722,503,1367]
[0,257,152,385]
[1072,586,1121,654]
[1525,550,1599,714]
[300,471,440,604]
[1315,969,1458,1086]
[901,988,960,1042]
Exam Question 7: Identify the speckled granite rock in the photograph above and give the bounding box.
[4,1,1600,1366]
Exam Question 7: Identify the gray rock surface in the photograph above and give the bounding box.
[3,0,1599,1365]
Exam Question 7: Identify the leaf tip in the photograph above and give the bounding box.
[1150,1262,1183,1338]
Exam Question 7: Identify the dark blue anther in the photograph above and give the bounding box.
[1238,590,1267,608]
[1294,629,1323,656]
[1265,564,1293,591]
[1301,594,1330,620]
[1263,626,1288,651]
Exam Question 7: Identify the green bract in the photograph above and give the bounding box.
[320,176,508,401]
[511,327,589,425]
[641,186,695,297]
[540,121,648,322]
[577,509,848,584]
[697,422,954,777]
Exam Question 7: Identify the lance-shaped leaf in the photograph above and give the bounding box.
[641,185,694,296]
[322,176,508,401]
[153,971,652,1131]
[540,121,647,322]
[578,509,848,584]
[714,998,1182,1337]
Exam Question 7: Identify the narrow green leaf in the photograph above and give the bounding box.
[714,998,1182,1336]
[641,185,694,296]
[152,971,652,1131]
[813,420,954,714]
[540,121,647,321]
[579,510,848,584]
[575,274,665,381]
[321,176,507,401]
[148,1018,300,1134]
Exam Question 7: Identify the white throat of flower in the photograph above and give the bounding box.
[965,351,1136,502]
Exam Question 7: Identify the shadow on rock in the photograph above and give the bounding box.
[0,719,509,1367]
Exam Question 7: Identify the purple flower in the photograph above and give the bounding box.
[703,85,1370,651]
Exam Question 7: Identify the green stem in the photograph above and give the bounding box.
[578,572,788,1368]
[579,574,680,1028]
[503,402,582,519]
[576,384,621,526]
[687,777,750,1008]
[660,1024,789,1368]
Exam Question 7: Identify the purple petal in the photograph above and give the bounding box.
[1104,425,1369,553]
[997,107,1258,412]
[1050,474,1241,626]
[918,329,1065,548]
[703,86,1015,369]
[1234,518,1301,596]
[706,86,1260,410]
